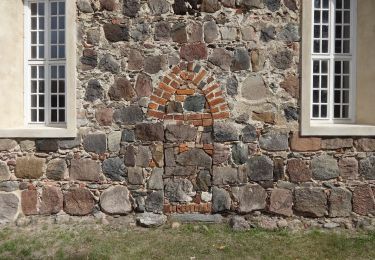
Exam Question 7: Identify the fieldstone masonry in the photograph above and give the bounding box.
[0,0,374,227]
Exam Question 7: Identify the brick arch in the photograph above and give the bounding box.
[147,62,230,125]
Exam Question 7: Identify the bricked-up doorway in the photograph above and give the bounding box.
[147,62,230,214]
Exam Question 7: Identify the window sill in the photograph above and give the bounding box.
[0,127,77,138]
[301,123,375,136]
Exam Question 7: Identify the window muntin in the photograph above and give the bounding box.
[311,0,355,122]
[26,0,66,125]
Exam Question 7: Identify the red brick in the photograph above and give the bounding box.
[203,83,220,94]
[163,76,171,84]
[212,112,230,119]
[148,110,165,119]
[192,69,207,85]
[202,113,212,119]
[176,89,195,95]
[172,66,181,74]
[192,120,203,126]
[170,81,180,89]
[173,115,184,120]
[209,97,225,107]
[159,82,176,93]
[187,114,202,120]
[163,204,172,214]
[175,95,186,102]
[150,95,167,105]
[148,102,158,110]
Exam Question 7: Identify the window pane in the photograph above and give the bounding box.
[321,76,328,88]
[313,61,320,73]
[39,110,45,122]
[322,11,329,23]
[321,90,327,103]
[313,105,319,118]
[314,11,320,23]
[38,3,45,16]
[31,95,37,107]
[59,110,65,122]
[337,0,342,9]
[314,0,321,9]
[39,95,45,107]
[321,61,328,73]
[59,95,65,107]
[321,105,327,117]
[51,3,58,15]
[334,90,341,103]
[31,109,37,122]
[51,95,58,108]
[322,40,328,53]
[313,90,319,102]
[51,110,58,122]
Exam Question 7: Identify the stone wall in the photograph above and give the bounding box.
[0,0,375,226]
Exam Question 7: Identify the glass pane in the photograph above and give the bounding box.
[51,95,58,108]
[59,17,65,29]
[322,26,329,38]
[59,46,65,58]
[31,46,37,59]
[335,61,341,73]
[336,11,342,23]
[39,46,44,58]
[31,32,37,44]
[321,90,327,103]
[59,31,65,44]
[313,105,319,118]
[314,40,320,53]
[334,105,341,118]
[51,110,57,122]
[343,26,350,38]
[59,110,65,122]
[51,31,57,44]
[38,3,45,16]
[39,81,45,92]
[334,76,341,89]
[344,11,350,23]
[39,67,44,78]
[51,81,58,93]
[59,82,65,93]
[314,26,320,38]
[39,95,45,107]
[344,0,350,9]
[313,76,319,88]
[343,41,350,53]
[322,11,329,23]
[39,17,44,30]
[31,18,37,30]
[59,66,65,78]
[337,0,342,9]
[343,61,350,74]
[313,90,319,102]
[51,17,57,30]
[31,109,37,122]
[51,46,57,58]
[321,76,328,88]
[334,90,341,103]
[39,32,44,44]
[39,110,45,122]
[321,61,328,73]
[314,0,321,8]
[31,81,37,93]
[59,2,65,15]
[336,26,342,38]
[51,3,57,15]
[342,105,349,118]
[322,40,328,53]
[321,105,327,117]
[314,11,320,23]
[59,96,65,107]
[343,76,350,88]
[313,61,320,73]
[335,40,342,53]
[31,67,37,78]
[51,66,57,78]
[31,95,37,107]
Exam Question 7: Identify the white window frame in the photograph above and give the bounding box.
[24,0,67,127]
[301,0,375,136]
[310,0,357,124]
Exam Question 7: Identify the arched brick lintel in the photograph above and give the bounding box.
[147,62,230,126]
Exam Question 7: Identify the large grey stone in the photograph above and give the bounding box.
[213,166,247,186]
[212,187,231,213]
[0,182,19,192]
[70,159,103,182]
[264,0,281,11]
[108,131,121,153]
[100,186,132,215]
[209,48,233,71]
[170,214,223,223]
[165,179,194,202]
[113,106,144,125]
[294,187,327,217]
[329,187,352,217]
[148,168,164,190]
[36,139,59,152]
[0,162,11,181]
[232,183,267,213]
[204,21,219,43]
[213,143,231,165]
[231,48,250,71]
[148,0,170,15]
[165,166,197,176]
[108,77,136,101]
[46,159,67,180]
[103,157,126,181]
[0,139,17,151]
[15,156,45,179]
[268,188,293,217]
[183,95,206,112]
[135,123,164,142]
[196,169,212,191]
[259,130,289,151]
[232,143,248,165]
[241,125,257,142]
[176,148,212,168]
[271,50,293,70]
[311,155,339,180]
[83,133,107,154]
[128,167,145,185]
[85,79,104,102]
[213,122,239,142]
[165,125,197,143]
[99,54,120,73]
[0,193,19,224]
[278,23,300,42]
[103,23,129,42]
[226,76,238,96]
[136,212,167,227]
[145,190,164,213]
[359,156,375,180]
[239,0,264,9]
[246,156,273,181]
[77,0,93,13]
[241,75,268,100]
[135,146,152,167]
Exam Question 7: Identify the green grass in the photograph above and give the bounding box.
[0,223,374,259]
